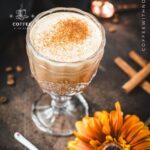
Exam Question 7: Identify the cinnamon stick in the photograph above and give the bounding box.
[129,50,147,67]
[122,63,150,93]
[115,57,150,94]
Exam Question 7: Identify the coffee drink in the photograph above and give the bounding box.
[26,8,106,136]
[27,11,104,95]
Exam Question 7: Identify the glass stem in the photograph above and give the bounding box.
[50,94,71,112]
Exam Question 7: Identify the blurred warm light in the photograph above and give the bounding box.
[91,0,115,18]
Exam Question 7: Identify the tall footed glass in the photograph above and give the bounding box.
[26,7,105,136]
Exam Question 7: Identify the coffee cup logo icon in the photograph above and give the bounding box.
[15,4,28,21]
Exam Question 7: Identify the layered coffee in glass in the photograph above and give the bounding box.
[26,7,105,136]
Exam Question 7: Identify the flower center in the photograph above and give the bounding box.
[103,143,123,150]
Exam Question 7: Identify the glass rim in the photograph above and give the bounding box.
[26,7,106,64]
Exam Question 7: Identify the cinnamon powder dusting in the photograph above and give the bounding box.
[44,19,90,48]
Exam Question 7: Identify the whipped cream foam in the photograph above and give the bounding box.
[30,12,102,62]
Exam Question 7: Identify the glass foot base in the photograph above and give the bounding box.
[32,93,89,136]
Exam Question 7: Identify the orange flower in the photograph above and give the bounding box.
[68,102,150,150]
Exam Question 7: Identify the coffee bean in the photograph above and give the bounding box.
[112,14,120,24]
[112,17,119,24]
[16,65,23,72]
[7,74,14,79]
[108,26,116,33]
[0,96,8,104]
[7,78,15,86]
[5,66,13,72]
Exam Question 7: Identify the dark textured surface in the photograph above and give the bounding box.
[0,9,150,150]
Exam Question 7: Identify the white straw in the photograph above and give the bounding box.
[14,132,39,150]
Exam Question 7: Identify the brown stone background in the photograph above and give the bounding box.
[0,0,150,150]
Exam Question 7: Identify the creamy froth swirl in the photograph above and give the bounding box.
[30,12,102,62]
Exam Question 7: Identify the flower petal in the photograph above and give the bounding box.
[95,111,111,135]
[68,138,94,150]
[83,117,100,140]
[132,137,150,147]
[125,122,145,143]
[130,127,150,145]
[120,115,140,138]
[115,101,123,130]
[75,121,91,142]
[132,141,150,150]
[109,111,118,136]
[109,102,123,138]
[90,140,101,148]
